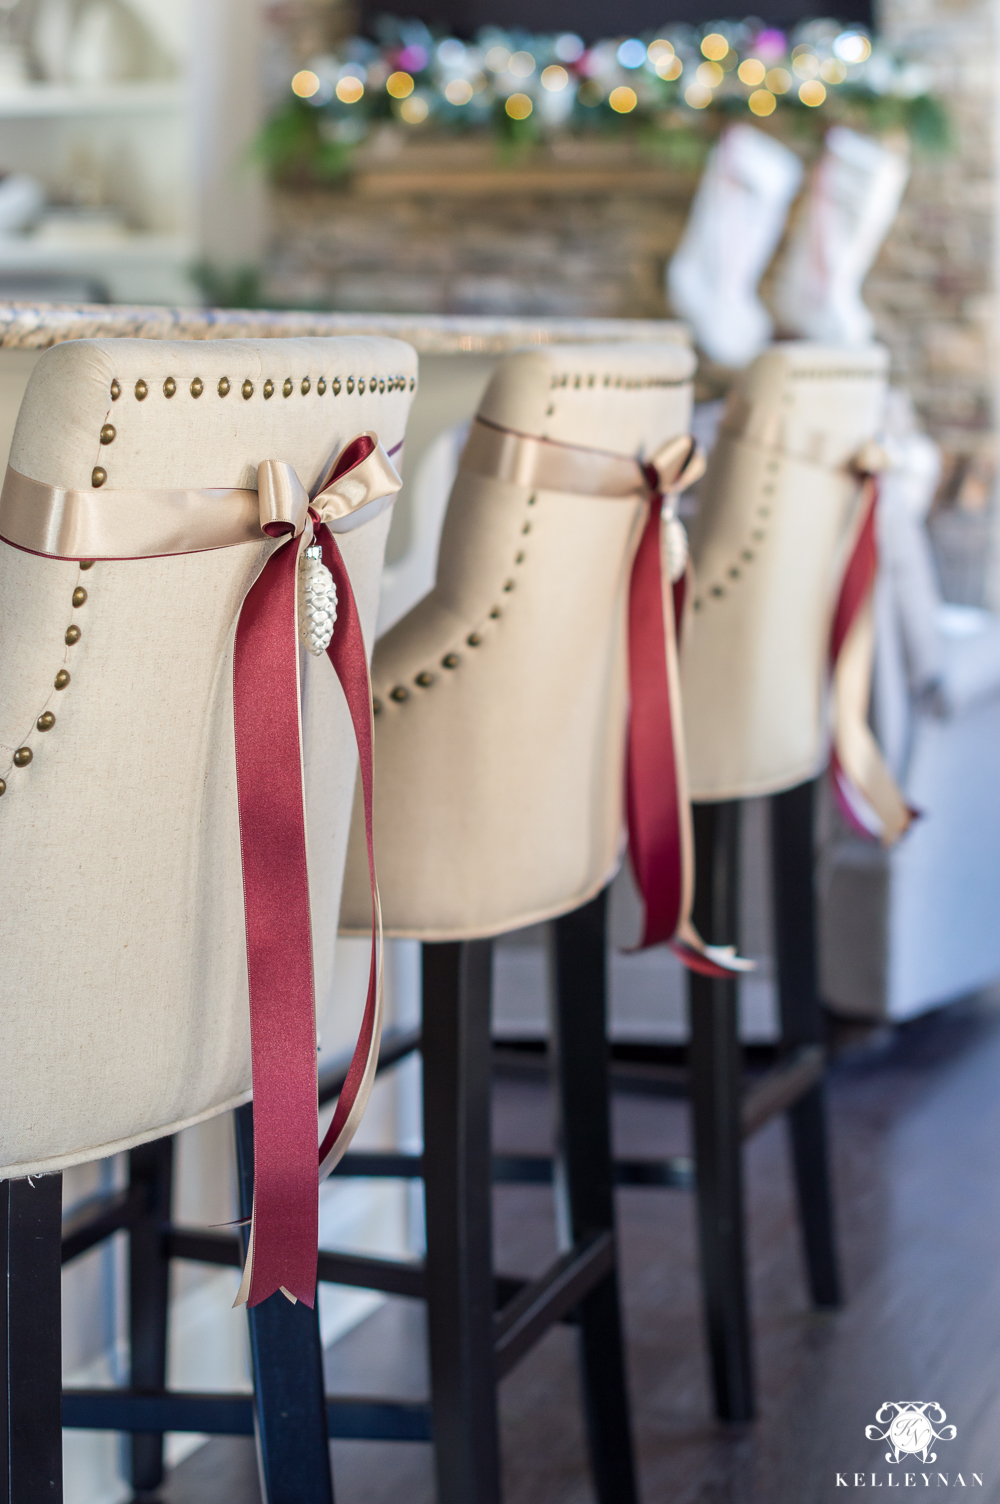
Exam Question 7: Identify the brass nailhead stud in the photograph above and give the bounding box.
[409,377,416,391]
[467,632,482,647]
[72,586,87,607]
[758,506,770,517]
[37,712,55,732]
[283,378,293,397]
[489,607,501,619]
[710,586,724,598]
[190,377,204,398]
[389,686,409,703]
[693,598,703,611]
[728,568,740,580]
[0,778,5,796]
[242,379,254,400]
[92,467,106,488]
[317,377,327,395]
[54,670,70,689]
[527,493,536,506]
[503,579,515,592]
[301,377,311,395]
[99,424,115,445]
[110,379,121,401]
[522,522,531,534]
[742,550,754,562]
[752,529,764,541]
[65,625,81,645]
[442,653,460,669]
[379,377,386,393]
[263,379,274,399]
[218,377,230,397]
[514,551,525,564]
[347,377,355,394]
[372,697,383,715]
[134,379,148,400]
[358,377,366,394]
[79,559,95,570]
[415,671,434,687]
[13,747,31,767]
[163,377,176,398]
[332,377,342,395]
[546,405,555,417]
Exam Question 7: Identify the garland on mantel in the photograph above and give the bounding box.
[257,16,950,185]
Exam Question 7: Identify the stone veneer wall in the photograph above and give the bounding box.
[263,0,996,533]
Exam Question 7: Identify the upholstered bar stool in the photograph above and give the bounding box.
[327,341,699,1504]
[0,334,417,1503]
[677,340,899,1418]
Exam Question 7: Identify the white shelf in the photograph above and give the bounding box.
[0,232,193,269]
[0,82,183,118]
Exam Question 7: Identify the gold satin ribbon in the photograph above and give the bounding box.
[461,416,704,500]
[0,434,403,560]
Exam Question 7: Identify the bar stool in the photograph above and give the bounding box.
[0,333,417,1503]
[323,341,700,1504]
[675,340,903,1418]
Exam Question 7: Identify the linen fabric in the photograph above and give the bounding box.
[0,335,417,1178]
[680,342,889,801]
[339,342,696,940]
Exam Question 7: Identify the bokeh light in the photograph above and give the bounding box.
[399,94,429,123]
[696,60,724,88]
[484,45,510,72]
[792,51,820,79]
[505,92,533,119]
[647,39,674,65]
[685,82,712,108]
[386,71,414,98]
[509,51,536,78]
[833,31,871,63]
[617,38,646,69]
[765,67,791,93]
[445,78,473,105]
[656,54,683,80]
[336,76,364,103]
[748,88,776,116]
[554,33,584,62]
[291,70,320,98]
[820,58,847,84]
[701,33,729,61]
[798,79,826,106]
[609,85,638,113]
[737,59,765,86]
[540,65,569,91]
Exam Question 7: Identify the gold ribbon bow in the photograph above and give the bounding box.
[0,433,403,561]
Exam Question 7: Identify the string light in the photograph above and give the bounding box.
[292,70,320,98]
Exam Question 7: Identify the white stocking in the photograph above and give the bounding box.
[774,126,909,346]
[666,124,803,368]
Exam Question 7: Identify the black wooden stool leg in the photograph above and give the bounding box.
[234,1104,335,1504]
[551,889,639,1504]
[0,1173,64,1504]
[128,1135,175,1496]
[422,940,501,1504]
[770,779,842,1310]
[688,800,755,1422]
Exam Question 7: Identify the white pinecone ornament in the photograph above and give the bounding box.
[663,511,689,584]
[298,544,338,656]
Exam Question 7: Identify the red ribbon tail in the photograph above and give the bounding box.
[233,532,319,1309]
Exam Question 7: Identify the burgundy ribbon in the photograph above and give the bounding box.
[233,436,384,1309]
[627,464,750,979]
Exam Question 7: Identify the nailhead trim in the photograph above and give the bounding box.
[691,457,779,611]
[549,372,690,391]
[1,562,90,797]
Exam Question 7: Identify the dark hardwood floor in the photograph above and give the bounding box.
[161,990,1000,1504]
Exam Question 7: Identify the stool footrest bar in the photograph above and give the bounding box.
[493,1231,615,1378]
[62,1389,433,1442]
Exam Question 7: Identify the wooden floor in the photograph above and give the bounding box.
[162,991,1000,1503]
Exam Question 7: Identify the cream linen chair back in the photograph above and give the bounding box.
[0,335,417,1179]
[681,341,889,801]
[339,341,696,941]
